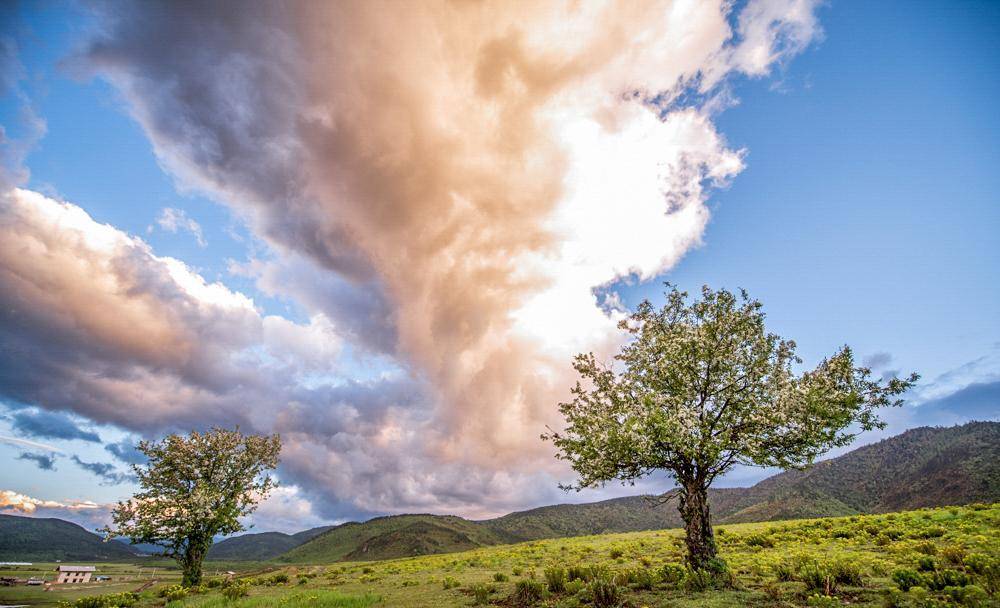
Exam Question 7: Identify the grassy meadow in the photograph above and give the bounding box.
[3,504,997,608]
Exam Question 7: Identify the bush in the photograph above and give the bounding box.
[511,579,546,606]
[442,576,460,590]
[269,573,290,586]
[941,545,967,566]
[222,582,249,601]
[493,572,509,582]
[947,584,989,608]
[589,578,622,608]
[913,541,938,555]
[926,569,969,591]
[830,559,864,586]
[564,580,585,595]
[773,561,796,582]
[628,568,655,590]
[608,547,624,559]
[806,595,840,608]
[660,563,686,586]
[566,565,588,582]
[65,593,138,608]
[799,562,836,595]
[471,583,491,605]
[745,534,775,548]
[917,556,936,572]
[543,567,566,593]
[892,568,925,592]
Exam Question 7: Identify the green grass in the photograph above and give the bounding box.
[4,504,997,608]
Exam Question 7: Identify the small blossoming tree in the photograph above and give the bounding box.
[103,427,281,586]
[544,286,917,570]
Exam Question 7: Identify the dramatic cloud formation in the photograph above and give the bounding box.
[0,0,826,520]
[71,455,134,485]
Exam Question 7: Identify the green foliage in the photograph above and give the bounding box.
[470,583,491,605]
[545,285,916,568]
[588,578,623,608]
[222,581,250,600]
[57,592,138,608]
[492,571,508,582]
[543,566,566,592]
[441,576,460,590]
[660,562,686,586]
[102,427,281,586]
[511,579,546,605]
[892,568,926,592]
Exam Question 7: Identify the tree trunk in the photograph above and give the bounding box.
[677,481,717,570]
[180,539,209,587]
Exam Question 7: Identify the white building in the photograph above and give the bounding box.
[55,566,95,584]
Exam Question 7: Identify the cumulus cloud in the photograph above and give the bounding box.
[0,489,109,530]
[10,408,102,443]
[17,451,57,471]
[155,207,206,246]
[1,0,826,519]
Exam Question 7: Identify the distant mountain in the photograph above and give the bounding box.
[0,515,140,561]
[7,422,997,564]
[282,421,999,562]
[207,526,334,561]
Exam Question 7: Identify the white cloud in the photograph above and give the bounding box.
[155,207,206,247]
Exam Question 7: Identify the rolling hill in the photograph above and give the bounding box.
[280,421,998,562]
[0,514,140,561]
[207,525,334,561]
[5,421,997,563]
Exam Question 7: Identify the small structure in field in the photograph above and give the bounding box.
[95,575,111,582]
[26,577,45,585]
[54,565,95,584]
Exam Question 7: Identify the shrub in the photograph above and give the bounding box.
[773,561,796,582]
[512,566,523,576]
[564,579,585,595]
[222,582,249,601]
[926,569,969,591]
[269,573,290,585]
[65,593,138,608]
[205,578,223,589]
[830,559,864,586]
[609,547,624,559]
[917,556,936,572]
[566,565,588,582]
[892,568,925,592]
[916,526,946,539]
[471,583,491,605]
[913,541,938,555]
[745,534,775,548]
[442,576,460,590]
[589,578,622,608]
[493,572,509,582]
[544,567,566,593]
[628,568,655,590]
[947,584,989,608]
[799,562,836,595]
[941,545,967,566]
[511,579,546,606]
[660,563,686,586]
[684,568,716,592]
[806,595,840,608]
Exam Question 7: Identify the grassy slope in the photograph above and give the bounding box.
[281,515,506,563]
[14,504,996,608]
[284,422,1000,563]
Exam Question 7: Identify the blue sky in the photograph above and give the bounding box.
[0,0,997,531]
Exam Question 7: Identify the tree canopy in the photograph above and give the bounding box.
[103,427,281,586]
[544,286,917,569]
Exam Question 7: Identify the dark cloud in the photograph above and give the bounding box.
[105,438,148,465]
[917,381,1000,422]
[10,409,101,443]
[71,455,134,485]
[17,451,57,471]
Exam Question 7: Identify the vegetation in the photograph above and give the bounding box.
[7,504,995,608]
[102,427,281,586]
[545,285,917,569]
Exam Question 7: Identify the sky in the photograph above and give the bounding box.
[0,0,997,534]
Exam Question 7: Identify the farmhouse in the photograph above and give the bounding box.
[55,565,96,584]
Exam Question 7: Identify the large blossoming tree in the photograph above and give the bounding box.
[103,428,281,586]
[544,286,917,570]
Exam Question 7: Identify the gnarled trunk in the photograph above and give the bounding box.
[180,537,210,587]
[677,481,716,570]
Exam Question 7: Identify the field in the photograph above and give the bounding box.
[2,504,997,608]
